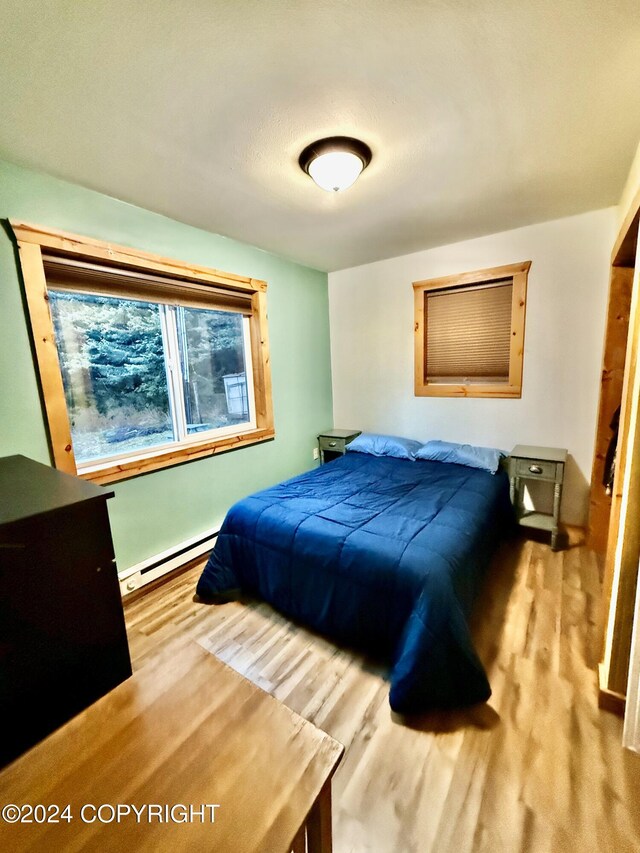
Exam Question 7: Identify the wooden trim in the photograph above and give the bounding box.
[16,242,77,474]
[413,261,530,399]
[412,260,531,293]
[10,224,275,485]
[10,220,265,293]
[508,269,527,391]
[81,428,275,485]
[598,663,626,716]
[290,825,307,853]
[601,335,640,691]
[249,287,275,433]
[413,284,425,397]
[415,382,522,398]
[598,210,640,700]
[587,266,633,554]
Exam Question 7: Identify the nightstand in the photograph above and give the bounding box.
[317,429,361,464]
[508,445,568,550]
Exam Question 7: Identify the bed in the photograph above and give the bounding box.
[196,451,512,713]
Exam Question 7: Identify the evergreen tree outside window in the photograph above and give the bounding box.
[49,291,254,466]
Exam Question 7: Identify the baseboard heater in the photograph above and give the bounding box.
[118,527,219,597]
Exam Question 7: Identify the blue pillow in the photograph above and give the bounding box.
[415,440,506,474]
[346,432,422,461]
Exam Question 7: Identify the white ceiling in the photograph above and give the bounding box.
[1,1,639,272]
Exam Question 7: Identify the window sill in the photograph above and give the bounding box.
[415,382,522,398]
[77,427,275,485]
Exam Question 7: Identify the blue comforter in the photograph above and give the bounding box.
[196,452,512,712]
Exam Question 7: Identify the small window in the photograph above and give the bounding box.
[11,222,274,483]
[413,261,530,398]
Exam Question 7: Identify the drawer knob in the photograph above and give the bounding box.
[328,441,337,447]
[528,465,543,474]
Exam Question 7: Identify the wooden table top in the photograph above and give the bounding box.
[510,445,568,463]
[0,642,344,852]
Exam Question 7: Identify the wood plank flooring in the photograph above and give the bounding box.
[124,533,640,853]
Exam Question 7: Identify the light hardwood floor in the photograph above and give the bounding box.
[124,533,640,853]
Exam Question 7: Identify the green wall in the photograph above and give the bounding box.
[0,159,333,571]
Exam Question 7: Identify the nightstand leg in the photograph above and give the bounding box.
[551,482,562,550]
[512,476,521,517]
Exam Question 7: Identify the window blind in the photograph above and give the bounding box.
[42,255,253,315]
[425,279,513,381]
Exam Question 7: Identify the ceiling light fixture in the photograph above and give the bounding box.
[299,136,372,193]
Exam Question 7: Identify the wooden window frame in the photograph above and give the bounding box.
[10,221,275,485]
[413,261,530,398]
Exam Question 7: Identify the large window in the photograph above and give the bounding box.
[413,261,530,398]
[49,292,254,466]
[12,222,273,483]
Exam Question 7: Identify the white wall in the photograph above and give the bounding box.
[328,208,615,525]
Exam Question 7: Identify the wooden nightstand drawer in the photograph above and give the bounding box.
[319,435,347,453]
[514,458,558,481]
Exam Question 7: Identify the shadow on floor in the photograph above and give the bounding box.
[392,701,501,734]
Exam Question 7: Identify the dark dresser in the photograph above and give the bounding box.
[0,455,132,767]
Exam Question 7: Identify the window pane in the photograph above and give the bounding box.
[176,306,250,435]
[49,291,174,463]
